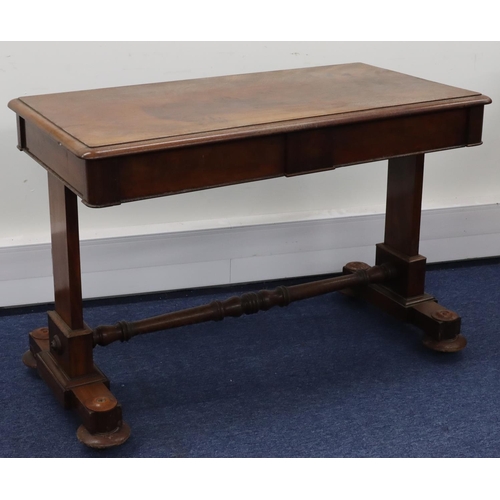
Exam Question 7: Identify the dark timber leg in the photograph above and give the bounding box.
[344,154,466,352]
[23,173,130,448]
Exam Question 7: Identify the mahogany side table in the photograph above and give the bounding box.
[9,63,491,448]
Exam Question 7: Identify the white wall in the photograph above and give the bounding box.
[1,42,499,305]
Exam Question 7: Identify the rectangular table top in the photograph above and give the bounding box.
[8,63,491,208]
[8,63,490,160]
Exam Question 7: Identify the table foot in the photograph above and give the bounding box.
[22,350,37,369]
[422,333,467,353]
[22,327,49,369]
[342,263,466,352]
[25,325,130,448]
[411,301,466,352]
[72,382,130,449]
[77,422,131,449]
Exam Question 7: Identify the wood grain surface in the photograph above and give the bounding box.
[9,63,489,158]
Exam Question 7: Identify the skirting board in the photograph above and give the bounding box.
[1,204,500,308]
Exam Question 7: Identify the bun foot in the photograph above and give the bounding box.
[77,422,131,449]
[422,334,467,353]
[22,350,37,369]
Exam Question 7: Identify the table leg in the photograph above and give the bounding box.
[23,173,130,448]
[344,154,466,352]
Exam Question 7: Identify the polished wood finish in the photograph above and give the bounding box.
[9,63,490,447]
[9,63,484,155]
[93,263,394,347]
[384,155,424,257]
[9,63,490,207]
[286,108,473,175]
[375,154,427,298]
[48,174,84,329]
[342,261,465,352]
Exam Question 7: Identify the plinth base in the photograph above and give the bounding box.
[24,324,129,449]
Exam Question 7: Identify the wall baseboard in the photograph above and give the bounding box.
[1,204,500,308]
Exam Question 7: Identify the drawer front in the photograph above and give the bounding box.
[286,107,476,175]
[85,135,286,207]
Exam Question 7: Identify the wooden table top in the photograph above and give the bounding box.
[8,63,490,160]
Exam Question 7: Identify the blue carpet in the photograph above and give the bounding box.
[1,258,500,457]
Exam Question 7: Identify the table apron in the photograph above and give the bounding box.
[17,105,485,207]
[286,106,482,175]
